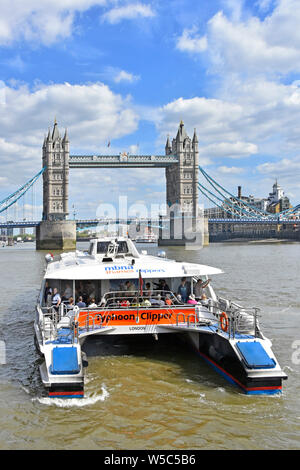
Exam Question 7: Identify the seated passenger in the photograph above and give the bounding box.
[200,293,209,307]
[187,294,198,305]
[76,296,86,308]
[131,297,141,307]
[120,299,130,307]
[165,294,173,306]
[67,297,75,310]
[141,298,151,307]
[151,294,165,307]
[174,294,183,305]
[88,298,98,308]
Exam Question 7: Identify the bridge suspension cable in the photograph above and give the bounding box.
[0,167,45,215]
[198,165,300,220]
[198,166,275,219]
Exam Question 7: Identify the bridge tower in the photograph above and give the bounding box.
[42,119,69,221]
[165,120,199,217]
[36,120,76,250]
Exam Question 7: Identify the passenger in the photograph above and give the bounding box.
[120,299,130,307]
[156,294,165,307]
[76,296,86,308]
[44,281,52,307]
[144,282,152,298]
[200,293,209,307]
[51,288,61,311]
[177,278,188,303]
[187,294,198,305]
[194,278,211,299]
[86,281,96,299]
[77,281,88,303]
[149,297,161,306]
[174,294,183,305]
[67,296,75,309]
[125,281,135,295]
[165,294,173,306]
[131,297,141,307]
[88,298,98,308]
[141,298,151,307]
[154,279,170,293]
[62,283,72,301]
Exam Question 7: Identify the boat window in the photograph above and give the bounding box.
[97,241,128,254]
[75,280,101,305]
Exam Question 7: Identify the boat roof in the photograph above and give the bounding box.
[44,237,223,281]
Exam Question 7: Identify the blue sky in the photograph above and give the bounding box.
[1,0,300,220]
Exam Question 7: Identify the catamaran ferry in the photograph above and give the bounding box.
[34,237,287,398]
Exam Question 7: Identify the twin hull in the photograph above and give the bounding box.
[36,306,286,397]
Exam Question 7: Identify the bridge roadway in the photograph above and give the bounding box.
[1,218,300,230]
[69,154,178,168]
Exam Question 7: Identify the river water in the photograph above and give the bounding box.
[0,240,299,450]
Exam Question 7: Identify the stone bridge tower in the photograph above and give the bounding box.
[37,120,75,250]
[42,119,69,221]
[165,120,199,217]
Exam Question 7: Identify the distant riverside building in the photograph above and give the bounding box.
[205,181,291,218]
[267,181,291,213]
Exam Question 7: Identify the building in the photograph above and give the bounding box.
[267,181,291,213]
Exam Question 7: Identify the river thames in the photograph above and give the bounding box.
[0,240,299,450]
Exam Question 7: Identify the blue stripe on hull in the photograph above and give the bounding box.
[197,350,282,395]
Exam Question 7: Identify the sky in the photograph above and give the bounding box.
[1,0,300,220]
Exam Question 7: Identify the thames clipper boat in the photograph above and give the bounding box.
[34,237,287,398]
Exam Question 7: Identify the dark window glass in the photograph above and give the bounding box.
[97,241,128,254]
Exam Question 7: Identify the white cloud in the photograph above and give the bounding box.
[217,165,245,174]
[101,3,155,24]
[0,0,107,45]
[0,81,139,190]
[113,70,140,84]
[214,0,300,76]
[257,157,300,175]
[199,141,258,159]
[175,0,300,77]
[176,28,207,53]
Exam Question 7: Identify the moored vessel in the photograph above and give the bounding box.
[34,237,287,397]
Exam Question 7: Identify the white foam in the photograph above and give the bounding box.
[33,385,109,408]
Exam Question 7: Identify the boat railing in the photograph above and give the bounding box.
[209,298,260,338]
[38,303,79,343]
[99,289,183,308]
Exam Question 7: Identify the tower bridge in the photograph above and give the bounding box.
[37,119,200,249]
[1,119,300,249]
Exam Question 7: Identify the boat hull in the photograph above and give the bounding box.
[188,331,286,395]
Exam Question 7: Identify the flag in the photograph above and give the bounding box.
[107,140,111,147]
[138,269,143,296]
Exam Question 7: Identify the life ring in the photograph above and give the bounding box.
[220,312,229,332]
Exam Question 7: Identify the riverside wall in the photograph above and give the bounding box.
[208,221,300,242]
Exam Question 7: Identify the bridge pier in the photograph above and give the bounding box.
[158,214,209,247]
[36,220,76,251]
